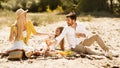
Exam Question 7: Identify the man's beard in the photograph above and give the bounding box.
[67,22,73,26]
[68,24,71,26]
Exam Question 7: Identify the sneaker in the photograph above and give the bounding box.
[110,50,119,57]
[105,50,113,60]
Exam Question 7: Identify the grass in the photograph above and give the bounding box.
[0,10,93,28]
[28,12,65,26]
[0,10,118,29]
[78,14,93,22]
[0,9,16,29]
[0,10,66,27]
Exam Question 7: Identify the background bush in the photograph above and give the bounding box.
[0,0,120,15]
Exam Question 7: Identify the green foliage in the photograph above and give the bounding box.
[79,0,108,12]
[46,5,64,13]
[46,5,52,13]
[112,0,120,15]
[60,0,109,14]
[53,5,64,13]
[0,0,39,11]
[38,0,61,12]
[0,0,120,15]
[60,0,78,13]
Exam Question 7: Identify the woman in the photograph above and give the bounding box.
[3,8,50,58]
[9,8,50,45]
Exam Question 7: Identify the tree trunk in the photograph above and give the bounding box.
[110,0,113,12]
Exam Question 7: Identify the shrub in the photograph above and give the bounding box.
[46,5,52,13]
[53,5,64,13]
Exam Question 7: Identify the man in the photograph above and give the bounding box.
[53,12,117,59]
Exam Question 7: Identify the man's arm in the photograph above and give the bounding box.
[55,27,67,46]
[49,27,67,47]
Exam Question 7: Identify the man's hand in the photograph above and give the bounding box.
[76,33,86,38]
[46,39,57,46]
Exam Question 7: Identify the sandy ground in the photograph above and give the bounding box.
[0,18,120,68]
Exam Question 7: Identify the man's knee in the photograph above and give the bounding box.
[92,34,99,39]
[93,34,99,37]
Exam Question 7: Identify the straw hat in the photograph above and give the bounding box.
[16,8,28,16]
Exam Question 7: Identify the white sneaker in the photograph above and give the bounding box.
[110,50,119,57]
[105,50,113,60]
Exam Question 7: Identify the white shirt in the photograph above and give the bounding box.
[55,21,89,49]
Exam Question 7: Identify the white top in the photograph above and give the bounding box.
[23,31,27,38]
[55,21,89,49]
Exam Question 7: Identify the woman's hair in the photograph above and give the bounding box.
[15,16,26,40]
[55,26,64,51]
[55,27,64,37]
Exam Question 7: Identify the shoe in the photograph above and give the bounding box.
[110,50,119,57]
[105,50,113,60]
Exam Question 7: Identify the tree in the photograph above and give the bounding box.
[60,0,78,13]
[60,0,109,14]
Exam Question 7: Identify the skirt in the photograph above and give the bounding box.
[8,40,34,52]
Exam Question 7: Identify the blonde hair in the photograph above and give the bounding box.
[15,15,26,41]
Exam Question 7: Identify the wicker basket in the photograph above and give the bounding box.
[8,51,23,60]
